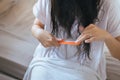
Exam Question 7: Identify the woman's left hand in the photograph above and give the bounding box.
[76,24,111,43]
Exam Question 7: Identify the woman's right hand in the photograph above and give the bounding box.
[36,29,60,47]
[32,19,60,48]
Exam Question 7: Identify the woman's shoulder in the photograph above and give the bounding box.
[37,0,50,5]
[33,0,51,16]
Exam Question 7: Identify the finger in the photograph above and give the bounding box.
[85,37,96,43]
[47,39,55,47]
[84,24,95,30]
[56,38,64,41]
[42,40,50,48]
[83,27,96,34]
[52,37,60,47]
[48,36,60,47]
[44,41,57,48]
[40,39,52,47]
[42,43,48,48]
[76,34,90,42]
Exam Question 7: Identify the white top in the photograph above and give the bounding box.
[32,0,120,80]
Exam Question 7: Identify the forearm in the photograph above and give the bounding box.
[31,25,43,38]
[31,19,44,38]
[105,34,120,60]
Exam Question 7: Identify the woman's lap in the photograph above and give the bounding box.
[25,58,100,80]
[31,65,99,80]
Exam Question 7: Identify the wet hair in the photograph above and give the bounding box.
[51,0,101,58]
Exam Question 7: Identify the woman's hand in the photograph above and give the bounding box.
[76,24,111,43]
[37,29,60,47]
[32,19,60,48]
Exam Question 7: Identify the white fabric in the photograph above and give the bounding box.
[24,58,101,80]
[24,0,120,80]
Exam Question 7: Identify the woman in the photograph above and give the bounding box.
[24,0,120,80]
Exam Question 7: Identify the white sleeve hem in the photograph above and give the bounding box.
[111,31,120,38]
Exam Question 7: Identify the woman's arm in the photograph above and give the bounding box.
[31,18,60,47]
[76,24,120,60]
[105,35,120,60]
[31,19,44,38]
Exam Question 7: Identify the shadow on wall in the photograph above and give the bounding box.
[0,0,18,17]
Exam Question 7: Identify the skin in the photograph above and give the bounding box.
[32,19,120,60]
[32,19,60,47]
[76,24,120,60]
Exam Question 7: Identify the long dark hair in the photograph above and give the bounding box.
[51,0,101,58]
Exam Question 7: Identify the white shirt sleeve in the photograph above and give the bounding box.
[33,0,47,24]
[107,0,120,37]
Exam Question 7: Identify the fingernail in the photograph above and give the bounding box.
[85,40,89,43]
[75,40,80,43]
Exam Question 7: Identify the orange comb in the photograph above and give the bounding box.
[57,39,81,46]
